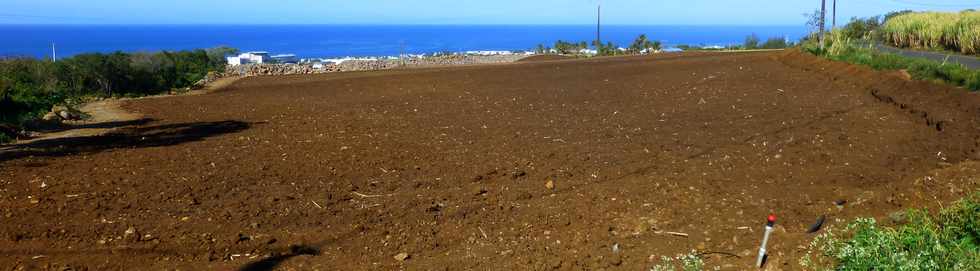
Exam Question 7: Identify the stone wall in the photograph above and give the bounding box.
[224,54,528,77]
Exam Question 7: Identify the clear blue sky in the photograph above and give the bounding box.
[2,0,975,25]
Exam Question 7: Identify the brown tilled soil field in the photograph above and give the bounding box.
[2,50,979,270]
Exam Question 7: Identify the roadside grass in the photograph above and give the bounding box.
[803,30,980,91]
[801,191,980,270]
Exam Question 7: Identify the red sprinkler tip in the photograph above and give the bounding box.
[768,214,777,223]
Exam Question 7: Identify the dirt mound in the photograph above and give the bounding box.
[2,51,978,270]
[517,54,574,62]
[777,49,980,162]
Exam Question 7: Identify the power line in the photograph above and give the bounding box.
[0,13,101,21]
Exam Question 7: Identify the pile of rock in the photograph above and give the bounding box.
[191,71,224,90]
[337,55,526,71]
[225,64,339,77]
[43,105,85,122]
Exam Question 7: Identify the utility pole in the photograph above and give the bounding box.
[400,40,406,67]
[832,0,837,29]
[819,0,827,49]
[596,4,602,53]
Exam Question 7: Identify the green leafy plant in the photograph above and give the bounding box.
[802,191,980,270]
[0,130,12,144]
[650,251,708,271]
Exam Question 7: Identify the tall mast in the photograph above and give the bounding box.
[596,4,601,51]
[52,43,57,62]
[819,0,826,49]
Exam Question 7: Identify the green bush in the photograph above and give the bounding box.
[554,40,589,55]
[761,37,792,49]
[802,191,980,270]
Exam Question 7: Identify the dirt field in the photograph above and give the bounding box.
[2,50,979,270]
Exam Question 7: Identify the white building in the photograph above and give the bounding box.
[226,51,270,66]
[465,50,513,56]
[271,54,298,64]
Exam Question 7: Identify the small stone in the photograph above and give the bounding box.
[545,179,555,190]
[124,226,140,242]
[58,110,74,120]
[42,112,60,121]
[394,252,410,261]
[473,187,488,196]
[511,169,526,179]
[889,211,907,224]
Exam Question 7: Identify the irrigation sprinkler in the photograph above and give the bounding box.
[755,214,776,268]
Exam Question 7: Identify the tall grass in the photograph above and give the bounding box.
[803,30,980,91]
[882,10,980,55]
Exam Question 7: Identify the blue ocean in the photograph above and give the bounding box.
[1,25,806,59]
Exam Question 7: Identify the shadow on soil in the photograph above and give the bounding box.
[239,245,321,271]
[0,120,251,163]
[49,118,157,132]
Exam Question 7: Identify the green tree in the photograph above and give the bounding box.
[594,40,619,56]
[555,40,572,54]
[841,16,883,40]
[629,34,663,54]
[206,46,239,65]
[744,34,760,49]
[761,37,791,49]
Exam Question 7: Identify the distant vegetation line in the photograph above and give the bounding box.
[535,34,793,56]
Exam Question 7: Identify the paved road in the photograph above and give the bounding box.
[873,43,979,69]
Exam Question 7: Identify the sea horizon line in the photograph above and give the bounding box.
[0,23,806,27]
